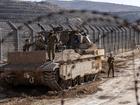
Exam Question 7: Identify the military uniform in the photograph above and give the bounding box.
[23,39,31,52]
[47,32,58,61]
[69,31,81,49]
[34,35,46,51]
[107,54,115,77]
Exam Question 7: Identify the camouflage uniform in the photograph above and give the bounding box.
[34,35,46,51]
[47,32,58,61]
[23,39,31,52]
[107,54,115,77]
[69,31,80,49]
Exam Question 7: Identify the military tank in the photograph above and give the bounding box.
[0,30,104,91]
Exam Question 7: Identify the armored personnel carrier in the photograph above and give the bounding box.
[0,31,104,91]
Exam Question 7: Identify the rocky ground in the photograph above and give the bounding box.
[0,50,140,105]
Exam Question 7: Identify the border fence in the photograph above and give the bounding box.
[0,10,140,60]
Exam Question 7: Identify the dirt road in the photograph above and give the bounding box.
[0,51,140,105]
[31,51,140,105]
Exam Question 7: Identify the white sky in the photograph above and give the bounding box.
[20,0,140,7]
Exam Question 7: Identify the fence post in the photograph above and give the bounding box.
[138,29,140,45]
[110,26,117,54]
[94,25,101,48]
[82,25,89,34]
[0,34,2,61]
[97,26,106,49]
[129,27,133,50]
[99,26,106,50]
[24,23,34,43]
[37,23,46,31]
[133,27,139,45]
[122,27,128,51]
[89,25,96,42]
[119,27,125,53]
[101,25,109,55]
[117,26,122,53]
[107,26,115,54]
[7,21,19,51]
[103,26,111,53]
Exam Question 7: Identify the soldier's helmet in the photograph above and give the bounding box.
[109,53,113,57]
[38,31,46,36]
[63,29,68,32]
[49,30,54,34]
[70,30,78,34]
[37,31,43,35]
[48,30,53,36]
[53,26,63,32]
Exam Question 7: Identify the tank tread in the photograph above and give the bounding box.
[44,71,62,91]
[41,62,62,91]
[41,61,98,91]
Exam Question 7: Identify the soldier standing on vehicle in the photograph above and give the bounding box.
[47,31,58,61]
[107,53,115,77]
[23,39,32,52]
[70,30,81,49]
[34,33,46,51]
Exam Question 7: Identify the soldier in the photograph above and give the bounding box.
[23,39,31,52]
[34,33,46,51]
[107,53,115,77]
[70,30,81,49]
[47,31,58,61]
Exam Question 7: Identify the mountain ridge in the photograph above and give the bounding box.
[0,0,61,23]
[47,0,140,22]
[48,0,140,12]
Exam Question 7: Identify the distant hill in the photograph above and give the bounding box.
[48,0,140,12]
[0,0,61,22]
[111,11,140,22]
[48,0,140,22]
[1,0,140,23]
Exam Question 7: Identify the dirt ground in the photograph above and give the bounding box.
[0,50,140,105]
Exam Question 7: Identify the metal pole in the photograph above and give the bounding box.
[117,26,121,53]
[82,25,89,34]
[102,25,109,55]
[100,26,106,50]
[37,23,46,31]
[107,26,115,54]
[123,27,128,51]
[137,25,140,45]
[114,26,120,54]
[24,23,34,43]
[0,34,2,61]
[103,26,111,53]
[129,27,133,50]
[120,27,125,53]
[89,25,96,42]
[7,21,19,51]
[138,30,140,45]
[131,38,140,105]
[110,26,117,54]
[94,25,101,48]
[61,91,65,105]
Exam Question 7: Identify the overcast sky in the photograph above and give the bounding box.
[20,0,140,7]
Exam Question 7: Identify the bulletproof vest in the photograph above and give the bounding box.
[35,39,45,48]
[48,35,58,45]
[60,31,69,45]
[108,57,114,64]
